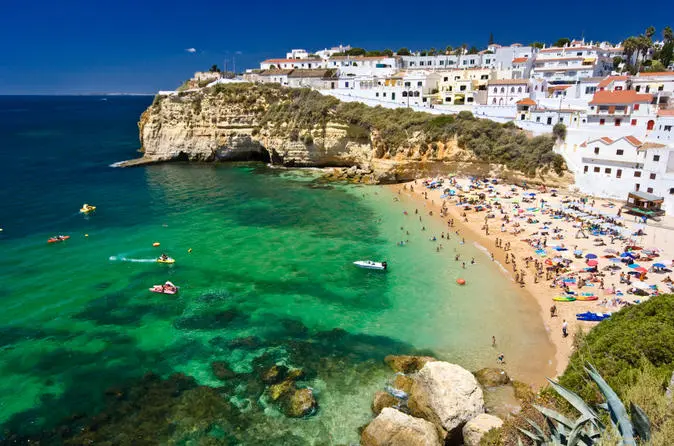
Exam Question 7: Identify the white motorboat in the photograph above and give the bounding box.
[353,260,388,270]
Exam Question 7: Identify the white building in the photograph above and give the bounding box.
[287,69,338,89]
[338,71,441,107]
[631,71,674,109]
[531,41,612,84]
[285,49,310,60]
[260,58,325,70]
[569,135,674,212]
[257,69,292,86]
[486,79,530,106]
[650,110,674,143]
[587,89,656,130]
[314,45,351,60]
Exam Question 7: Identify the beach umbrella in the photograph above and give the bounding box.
[587,260,599,267]
[620,252,636,259]
[653,263,666,268]
[609,258,622,263]
[574,250,583,255]
[635,267,648,273]
[628,263,641,269]
[585,253,597,259]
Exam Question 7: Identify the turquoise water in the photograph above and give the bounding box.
[0,96,554,444]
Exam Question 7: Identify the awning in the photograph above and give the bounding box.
[583,57,596,63]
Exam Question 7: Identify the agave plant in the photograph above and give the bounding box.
[518,363,651,445]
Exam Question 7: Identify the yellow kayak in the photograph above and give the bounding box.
[157,257,175,264]
[80,204,96,214]
[553,296,576,302]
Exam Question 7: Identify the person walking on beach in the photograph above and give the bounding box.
[492,336,496,347]
[497,352,505,364]
[562,320,568,338]
[550,304,557,318]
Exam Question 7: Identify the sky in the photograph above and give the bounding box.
[1,0,672,94]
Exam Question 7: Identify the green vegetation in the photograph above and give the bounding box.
[396,47,411,56]
[553,123,567,141]
[530,42,545,49]
[553,38,571,47]
[622,25,673,73]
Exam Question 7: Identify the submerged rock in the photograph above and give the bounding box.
[462,413,503,446]
[372,391,398,415]
[407,362,484,438]
[393,374,414,394]
[267,379,294,401]
[384,355,436,374]
[261,364,288,384]
[361,408,442,446]
[474,368,511,387]
[211,361,236,381]
[282,387,317,418]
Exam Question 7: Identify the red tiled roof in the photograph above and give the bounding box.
[589,90,653,105]
[657,109,674,116]
[636,71,674,77]
[517,98,536,106]
[597,75,628,88]
[624,136,642,146]
[512,57,528,63]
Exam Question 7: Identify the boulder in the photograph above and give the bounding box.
[393,374,415,394]
[361,408,442,446]
[372,391,398,415]
[474,368,510,387]
[211,361,236,380]
[462,414,503,446]
[407,362,484,437]
[384,355,436,374]
[261,365,288,384]
[282,387,317,418]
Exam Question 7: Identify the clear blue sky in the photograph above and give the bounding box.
[1,0,672,94]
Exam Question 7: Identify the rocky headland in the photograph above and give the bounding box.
[122,83,572,186]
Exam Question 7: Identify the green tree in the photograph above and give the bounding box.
[645,26,656,41]
[396,47,411,56]
[488,32,494,45]
[663,26,673,43]
[613,56,624,71]
[346,47,366,56]
[530,41,545,49]
[467,46,479,54]
[428,47,438,56]
[646,60,666,72]
[209,64,221,73]
[552,123,566,140]
[553,37,571,47]
[660,41,674,67]
[444,45,453,54]
[623,36,639,63]
[419,50,427,56]
[382,49,393,57]
[365,50,383,57]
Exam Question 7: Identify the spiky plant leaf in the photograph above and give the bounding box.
[567,415,595,446]
[517,426,543,443]
[525,417,547,439]
[629,402,651,441]
[517,437,524,446]
[533,404,576,430]
[546,378,599,421]
[584,363,635,446]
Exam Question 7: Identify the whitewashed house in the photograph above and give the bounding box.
[587,90,655,129]
[287,69,338,89]
[260,58,325,70]
[531,41,612,84]
[487,79,530,106]
[650,110,674,143]
[258,69,292,86]
[631,71,674,109]
[286,49,310,59]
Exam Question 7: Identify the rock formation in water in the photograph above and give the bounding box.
[127,83,572,185]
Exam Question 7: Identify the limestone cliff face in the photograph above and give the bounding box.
[138,91,372,168]
[132,86,572,187]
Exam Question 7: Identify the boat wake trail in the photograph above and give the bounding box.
[109,256,156,263]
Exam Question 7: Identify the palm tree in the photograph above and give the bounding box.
[645,26,656,41]
[623,36,639,64]
[663,26,673,43]
[445,45,453,55]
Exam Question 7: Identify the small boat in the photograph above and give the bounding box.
[157,256,175,264]
[149,281,178,295]
[553,296,576,302]
[48,235,70,243]
[80,204,96,214]
[576,311,611,322]
[576,295,598,301]
[354,260,387,270]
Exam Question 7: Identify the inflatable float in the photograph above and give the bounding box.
[48,235,70,243]
[456,278,466,285]
[553,296,576,302]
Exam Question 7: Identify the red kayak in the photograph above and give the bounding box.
[48,235,70,243]
[149,281,178,295]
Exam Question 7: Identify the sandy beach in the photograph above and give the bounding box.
[391,177,674,378]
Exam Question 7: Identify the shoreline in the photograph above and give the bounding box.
[388,177,674,383]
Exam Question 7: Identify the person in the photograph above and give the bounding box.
[562,319,568,338]
[492,336,496,347]
[497,353,505,364]
[550,304,557,318]
[160,253,168,260]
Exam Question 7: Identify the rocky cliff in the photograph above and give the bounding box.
[128,83,571,185]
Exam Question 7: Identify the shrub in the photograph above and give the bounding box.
[553,123,567,140]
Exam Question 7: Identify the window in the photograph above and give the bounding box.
[417,81,422,87]
[649,173,656,180]
[631,119,637,126]
[647,187,654,193]
[443,77,448,82]
[536,116,541,122]
[605,168,612,174]
[445,97,450,102]
[670,188,674,195]
[634,171,641,177]
[460,85,466,91]
[658,85,664,91]
[481,75,488,80]
[500,87,505,93]
[585,86,596,94]
[615,119,621,126]
[594,147,600,155]
[664,126,672,132]
[633,104,640,111]
[584,166,589,173]
[419,61,424,66]
[635,183,641,191]
[414,91,420,97]
[617,169,622,178]
[404,82,410,87]
[401,91,407,97]
[517,87,522,93]
[617,149,624,155]
[635,85,641,92]
[510,87,515,93]
[593,167,600,173]
[600,119,605,125]
[654,155,660,162]
[375,92,379,97]
[645,86,650,93]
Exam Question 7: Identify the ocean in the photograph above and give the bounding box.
[0,96,554,444]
